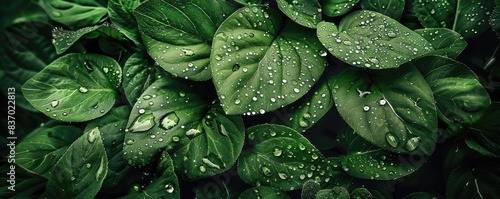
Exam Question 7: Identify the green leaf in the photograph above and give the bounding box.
[276,0,322,28]
[466,102,500,157]
[412,0,494,39]
[322,0,360,17]
[415,28,467,58]
[490,0,500,38]
[43,127,108,198]
[212,7,327,115]
[38,0,108,29]
[330,65,437,155]
[123,78,245,181]
[84,106,131,190]
[238,124,339,191]
[238,186,290,199]
[287,75,334,132]
[0,164,46,199]
[315,187,350,199]
[121,152,180,199]
[22,53,121,122]
[16,125,82,178]
[317,10,434,69]
[0,23,56,112]
[52,22,127,54]
[360,0,405,20]
[108,0,142,46]
[134,0,236,81]
[0,0,47,30]
[337,129,427,180]
[122,52,167,105]
[411,56,490,126]
[446,159,500,199]
[351,188,374,198]
[402,192,439,199]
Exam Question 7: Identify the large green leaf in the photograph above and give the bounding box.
[0,23,56,112]
[123,78,245,181]
[446,159,500,199]
[122,52,167,105]
[0,0,47,30]
[211,7,327,115]
[360,0,405,20]
[43,127,108,198]
[134,0,236,81]
[238,186,290,199]
[16,125,82,178]
[0,163,46,199]
[337,129,427,180]
[322,0,360,17]
[317,10,433,69]
[276,0,322,28]
[22,53,121,122]
[52,22,127,54]
[287,75,335,132]
[108,0,142,46]
[38,0,108,29]
[84,106,131,190]
[415,28,467,58]
[466,102,500,157]
[412,0,494,39]
[411,56,490,126]
[330,65,437,155]
[121,152,180,199]
[238,124,340,191]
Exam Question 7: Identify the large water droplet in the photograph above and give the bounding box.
[262,166,272,176]
[363,105,370,112]
[385,132,399,148]
[278,172,288,180]
[405,137,420,151]
[160,112,179,130]
[79,86,89,93]
[129,113,155,132]
[273,147,283,157]
[165,184,175,193]
[88,128,99,143]
[199,165,206,172]
[202,158,221,169]
[181,48,195,56]
[51,100,59,108]
[299,118,309,128]
[186,128,201,137]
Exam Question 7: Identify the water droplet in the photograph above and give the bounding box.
[142,95,152,100]
[405,137,420,151]
[199,165,206,172]
[387,32,397,38]
[129,113,155,132]
[385,132,399,148]
[232,64,240,71]
[78,86,88,93]
[181,48,194,56]
[311,153,319,160]
[363,105,370,112]
[102,67,109,74]
[278,172,288,180]
[70,176,76,181]
[179,91,186,97]
[51,100,59,108]
[165,184,175,193]
[88,129,99,143]
[126,139,134,145]
[369,58,380,65]
[299,143,306,150]
[202,158,221,169]
[234,99,241,105]
[262,166,272,176]
[86,163,91,168]
[299,118,309,128]
[273,147,283,157]
[379,99,387,106]
[172,136,180,142]
[160,112,179,130]
[52,11,62,17]
[186,128,201,137]
[138,109,146,114]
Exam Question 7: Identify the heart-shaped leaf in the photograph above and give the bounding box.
[317,10,434,69]
[211,7,327,115]
[134,0,236,81]
[238,124,340,191]
[330,65,437,155]
[22,53,122,122]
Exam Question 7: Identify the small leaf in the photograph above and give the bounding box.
[120,152,180,199]
[16,125,82,178]
[43,127,108,198]
[337,129,427,180]
[212,7,327,115]
[134,0,236,81]
[238,124,340,191]
[38,0,108,29]
[22,53,121,122]
[411,56,490,126]
[360,0,405,20]
[322,0,360,17]
[108,0,142,46]
[415,28,467,58]
[466,102,500,157]
[276,0,322,28]
[238,186,290,199]
[317,10,434,69]
[122,52,167,105]
[52,22,127,54]
[446,159,500,199]
[330,65,437,155]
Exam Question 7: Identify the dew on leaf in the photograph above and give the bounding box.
[385,132,399,148]
[160,112,179,130]
[129,113,155,132]
[78,86,89,93]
